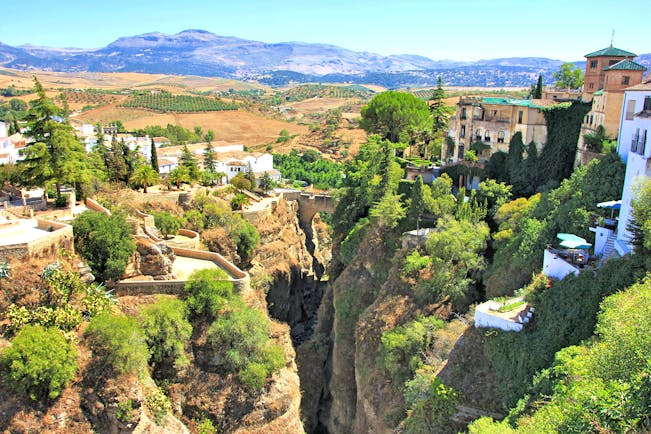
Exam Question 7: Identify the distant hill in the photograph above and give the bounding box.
[1,30,648,88]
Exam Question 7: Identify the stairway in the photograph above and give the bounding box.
[599,233,618,265]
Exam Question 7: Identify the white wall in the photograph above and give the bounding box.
[474,300,524,332]
[542,249,580,280]
[0,121,7,138]
[616,88,651,252]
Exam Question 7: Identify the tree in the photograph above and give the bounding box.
[184,269,234,318]
[168,165,191,188]
[21,77,89,197]
[360,91,431,143]
[151,211,182,238]
[553,62,584,89]
[73,211,136,282]
[628,178,651,252]
[276,128,291,143]
[369,192,406,229]
[150,138,159,172]
[138,297,192,371]
[259,171,274,193]
[180,143,199,180]
[9,98,27,112]
[230,172,252,191]
[429,76,455,137]
[85,313,149,374]
[0,325,77,401]
[534,73,543,98]
[131,164,159,193]
[231,193,249,211]
[203,137,216,174]
[406,175,426,229]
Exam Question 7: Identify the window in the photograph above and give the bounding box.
[460,107,467,119]
[457,145,465,160]
[460,125,466,138]
[643,96,651,111]
[518,111,523,124]
[609,60,618,66]
[589,83,595,90]
[484,132,491,142]
[626,100,636,120]
[497,131,505,143]
[590,60,598,68]
[475,129,482,142]
[622,76,630,85]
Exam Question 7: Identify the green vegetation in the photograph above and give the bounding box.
[85,313,149,375]
[552,62,584,89]
[402,376,458,434]
[73,211,136,282]
[360,91,431,143]
[184,268,235,318]
[276,84,373,102]
[138,297,192,370]
[485,152,625,297]
[207,305,285,390]
[494,299,526,313]
[273,150,343,189]
[145,386,172,425]
[474,273,651,432]
[0,325,77,401]
[152,210,183,238]
[380,316,445,387]
[130,164,159,193]
[122,91,237,112]
[137,124,203,146]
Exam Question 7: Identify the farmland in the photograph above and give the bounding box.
[121,92,238,112]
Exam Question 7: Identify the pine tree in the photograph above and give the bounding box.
[429,76,454,135]
[203,140,215,173]
[406,175,426,229]
[180,143,199,180]
[150,138,159,173]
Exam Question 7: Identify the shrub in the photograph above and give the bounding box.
[239,362,267,390]
[151,211,183,238]
[229,217,260,264]
[85,313,149,374]
[54,194,69,208]
[73,211,136,282]
[116,399,134,423]
[138,297,192,370]
[206,306,270,372]
[184,269,235,318]
[145,387,172,425]
[402,250,431,277]
[340,218,370,266]
[196,417,216,434]
[380,316,445,387]
[402,378,458,434]
[0,325,77,400]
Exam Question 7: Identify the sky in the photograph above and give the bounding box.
[1,0,648,61]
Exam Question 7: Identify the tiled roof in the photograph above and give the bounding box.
[625,80,651,91]
[585,46,636,58]
[603,59,647,71]
[593,89,604,95]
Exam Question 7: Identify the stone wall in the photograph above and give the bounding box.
[0,219,73,262]
[85,198,111,216]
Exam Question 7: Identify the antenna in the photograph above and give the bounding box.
[610,30,615,47]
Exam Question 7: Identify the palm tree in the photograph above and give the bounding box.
[131,165,159,193]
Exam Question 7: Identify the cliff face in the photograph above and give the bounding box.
[249,199,329,344]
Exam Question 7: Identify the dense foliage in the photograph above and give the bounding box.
[360,91,431,143]
[73,211,136,282]
[0,325,77,401]
[122,91,237,112]
[277,84,373,102]
[273,150,343,189]
[484,152,625,297]
[184,268,235,318]
[85,313,149,375]
[138,297,192,371]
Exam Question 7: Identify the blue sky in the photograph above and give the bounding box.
[1,0,648,61]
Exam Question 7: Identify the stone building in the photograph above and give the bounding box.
[576,46,647,165]
[444,96,558,164]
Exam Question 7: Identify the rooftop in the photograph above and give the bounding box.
[625,79,651,91]
[481,97,557,109]
[585,46,636,58]
[603,59,647,71]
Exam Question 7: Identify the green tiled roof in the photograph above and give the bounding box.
[585,46,636,58]
[603,59,647,71]
[481,97,547,109]
[593,89,604,95]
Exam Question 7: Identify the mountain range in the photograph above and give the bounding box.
[1,30,649,88]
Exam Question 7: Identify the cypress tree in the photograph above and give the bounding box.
[150,138,159,173]
[534,73,543,99]
[406,175,426,229]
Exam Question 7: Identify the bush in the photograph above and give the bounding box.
[145,387,172,425]
[73,211,136,282]
[206,306,270,372]
[380,316,445,387]
[184,269,234,318]
[85,313,149,374]
[0,325,77,400]
[340,218,370,266]
[229,217,260,264]
[196,417,216,434]
[152,211,183,238]
[239,362,267,390]
[54,194,69,208]
[138,297,192,370]
[402,378,458,434]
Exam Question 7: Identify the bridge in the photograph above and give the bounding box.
[280,191,337,232]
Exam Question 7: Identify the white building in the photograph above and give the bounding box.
[614,80,651,255]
